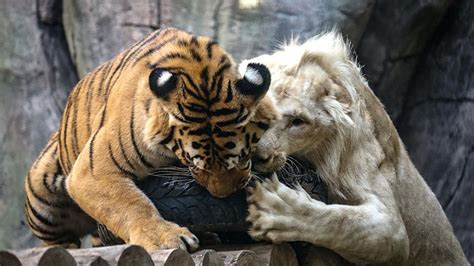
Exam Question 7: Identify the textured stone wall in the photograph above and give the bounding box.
[398,0,474,258]
[0,0,471,262]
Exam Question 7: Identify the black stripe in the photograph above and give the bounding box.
[71,78,87,157]
[159,126,175,145]
[104,55,127,97]
[177,39,189,47]
[108,143,137,179]
[88,129,100,174]
[177,103,206,123]
[200,67,210,100]
[52,173,61,192]
[190,35,199,46]
[188,124,212,136]
[26,212,79,244]
[215,130,237,138]
[183,83,206,103]
[123,29,166,69]
[135,36,178,66]
[214,63,231,80]
[216,105,246,127]
[209,75,224,104]
[153,52,191,67]
[225,80,233,103]
[105,45,143,98]
[42,174,55,194]
[27,173,71,208]
[209,107,238,116]
[60,95,74,174]
[60,175,67,194]
[85,64,103,135]
[206,41,217,59]
[26,214,64,241]
[25,196,56,227]
[118,126,136,171]
[190,48,202,62]
[130,102,154,169]
[25,211,61,238]
[180,72,207,101]
[97,61,113,97]
[237,111,250,124]
[251,133,259,143]
[183,102,207,113]
[255,121,270,130]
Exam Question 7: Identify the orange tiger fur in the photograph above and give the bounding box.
[24,28,277,250]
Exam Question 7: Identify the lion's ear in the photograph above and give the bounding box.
[322,79,354,127]
[329,79,352,112]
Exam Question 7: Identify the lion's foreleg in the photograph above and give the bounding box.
[247,176,409,264]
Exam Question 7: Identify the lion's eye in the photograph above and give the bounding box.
[290,118,306,127]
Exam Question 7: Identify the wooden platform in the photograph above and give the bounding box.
[0,243,298,266]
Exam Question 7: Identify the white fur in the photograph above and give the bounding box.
[244,67,263,85]
[244,31,469,265]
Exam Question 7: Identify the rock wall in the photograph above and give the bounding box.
[398,0,474,260]
[0,0,471,262]
[0,0,77,249]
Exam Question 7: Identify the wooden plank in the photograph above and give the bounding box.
[69,245,152,266]
[217,250,258,266]
[11,246,76,266]
[191,249,224,266]
[149,248,194,266]
[0,250,21,266]
[210,243,297,266]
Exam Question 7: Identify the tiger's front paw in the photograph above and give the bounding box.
[129,220,199,252]
[246,175,321,243]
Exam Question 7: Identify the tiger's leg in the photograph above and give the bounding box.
[66,128,199,251]
[24,131,96,248]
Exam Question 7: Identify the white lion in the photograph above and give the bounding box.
[240,32,469,265]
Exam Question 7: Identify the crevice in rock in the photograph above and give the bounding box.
[212,0,224,41]
[403,96,474,114]
[121,22,159,30]
[443,147,473,210]
[386,53,420,63]
[156,0,161,28]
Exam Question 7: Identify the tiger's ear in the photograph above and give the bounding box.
[149,68,178,99]
[236,63,271,100]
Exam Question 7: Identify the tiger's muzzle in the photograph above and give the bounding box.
[190,167,250,198]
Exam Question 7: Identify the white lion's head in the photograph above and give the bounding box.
[241,32,380,198]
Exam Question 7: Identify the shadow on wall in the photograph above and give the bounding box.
[0,0,472,262]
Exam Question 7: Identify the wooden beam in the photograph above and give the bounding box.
[11,246,75,266]
[69,245,153,266]
[210,243,297,266]
[191,249,224,266]
[149,248,194,266]
[0,250,21,266]
[217,250,258,266]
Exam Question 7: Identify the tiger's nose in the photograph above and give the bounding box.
[193,158,207,170]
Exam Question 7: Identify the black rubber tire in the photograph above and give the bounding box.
[98,157,327,245]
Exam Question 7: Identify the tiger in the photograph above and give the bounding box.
[24,28,277,251]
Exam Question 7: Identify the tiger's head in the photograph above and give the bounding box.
[139,29,277,197]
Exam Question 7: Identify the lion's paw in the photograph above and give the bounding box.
[246,175,321,243]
